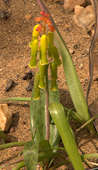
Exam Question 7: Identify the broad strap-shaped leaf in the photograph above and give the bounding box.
[49,85,60,147]
[26,89,46,170]
[30,90,46,141]
[49,103,85,170]
[49,124,60,147]
[24,140,39,170]
[23,140,54,170]
[54,31,90,122]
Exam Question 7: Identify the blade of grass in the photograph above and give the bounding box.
[0,97,31,103]
[76,114,98,133]
[0,141,26,150]
[12,161,25,170]
[83,153,98,160]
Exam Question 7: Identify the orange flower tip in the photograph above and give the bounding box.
[36,24,42,32]
[48,25,55,32]
[40,11,49,17]
[34,17,43,22]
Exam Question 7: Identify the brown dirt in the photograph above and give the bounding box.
[0,0,98,169]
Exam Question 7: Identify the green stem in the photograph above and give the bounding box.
[12,161,25,170]
[45,66,50,140]
[0,141,26,150]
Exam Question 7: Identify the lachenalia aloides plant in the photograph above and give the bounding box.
[29,11,61,140]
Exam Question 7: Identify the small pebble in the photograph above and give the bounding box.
[5,79,17,92]
[65,27,72,32]
[3,0,9,5]
[79,63,83,69]
[26,80,34,91]
[0,10,10,20]
[23,71,33,80]
[94,77,98,81]
[9,127,15,133]
[55,1,64,5]
[73,44,80,49]
[69,48,75,54]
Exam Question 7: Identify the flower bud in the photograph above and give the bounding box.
[32,24,40,39]
[40,34,48,65]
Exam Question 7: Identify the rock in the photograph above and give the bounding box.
[73,5,95,32]
[5,79,17,91]
[0,10,10,20]
[55,0,64,5]
[26,79,34,91]
[0,104,12,131]
[94,77,98,81]
[23,71,33,80]
[3,0,9,5]
[79,63,83,69]
[69,48,75,54]
[73,43,80,49]
[64,0,85,11]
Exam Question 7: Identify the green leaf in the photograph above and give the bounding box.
[38,140,53,162]
[30,90,46,141]
[49,103,85,170]
[24,141,39,170]
[49,85,60,147]
[49,124,60,147]
[23,140,54,170]
[54,31,90,122]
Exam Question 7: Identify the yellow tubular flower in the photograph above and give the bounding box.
[33,72,40,100]
[32,24,40,39]
[40,34,48,65]
[50,62,58,91]
[29,39,38,68]
[39,61,47,89]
